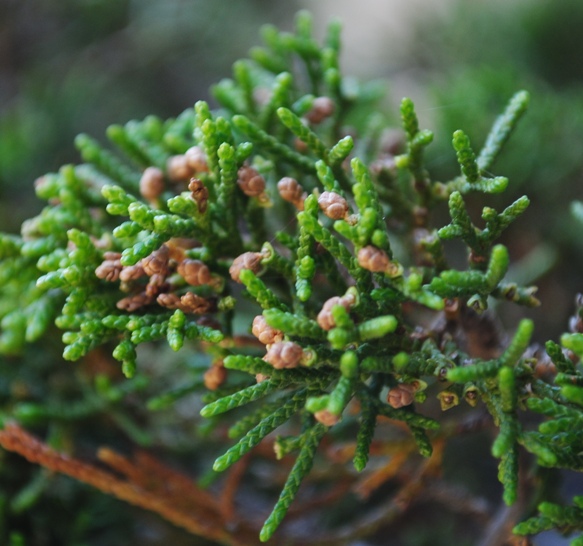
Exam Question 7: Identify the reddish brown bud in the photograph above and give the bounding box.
[317,294,356,331]
[116,292,153,312]
[229,252,262,283]
[318,191,349,220]
[277,177,306,210]
[188,178,209,213]
[184,146,209,173]
[237,165,265,197]
[145,274,167,298]
[157,292,211,314]
[139,167,165,202]
[142,245,170,277]
[119,264,146,282]
[263,341,303,369]
[177,259,212,286]
[95,256,123,282]
[357,245,391,273]
[252,315,284,345]
[314,409,340,427]
[387,383,417,409]
[180,292,212,314]
[306,96,335,124]
[157,293,182,310]
[167,154,194,182]
[204,361,227,391]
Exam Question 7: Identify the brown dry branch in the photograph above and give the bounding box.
[0,423,259,546]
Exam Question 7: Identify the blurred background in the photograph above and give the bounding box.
[2,0,583,544]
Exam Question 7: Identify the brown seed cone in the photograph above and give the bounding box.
[180,292,212,314]
[178,259,212,286]
[305,96,335,124]
[229,252,262,283]
[263,341,303,369]
[116,292,153,312]
[95,258,123,282]
[188,178,209,214]
[139,167,165,202]
[277,177,307,210]
[314,409,340,427]
[157,293,182,310]
[237,165,265,197]
[142,245,170,277]
[119,264,147,282]
[251,315,284,345]
[387,383,417,409]
[203,361,227,391]
[167,155,195,182]
[145,274,168,298]
[316,294,355,331]
[184,146,209,173]
[357,245,391,273]
[318,191,349,220]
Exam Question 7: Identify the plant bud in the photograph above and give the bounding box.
[139,167,165,202]
[229,252,262,282]
[387,383,417,408]
[177,259,212,286]
[318,191,349,220]
[119,263,146,282]
[306,96,335,124]
[237,165,265,197]
[142,245,170,277]
[157,293,181,310]
[95,256,123,282]
[184,146,209,172]
[189,178,209,213]
[204,361,227,390]
[277,177,306,210]
[116,292,152,312]
[357,245,391,273]
[314,409,340,426]
[317,294,355,331]
[145,274,167,298]
[167,154,194,181]
[180,292,212,314]
[263,341,303,369]
[252,315,284,345]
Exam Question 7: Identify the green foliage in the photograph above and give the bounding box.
[4,8,583,546]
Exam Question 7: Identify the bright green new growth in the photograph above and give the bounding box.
[4,10,583,544]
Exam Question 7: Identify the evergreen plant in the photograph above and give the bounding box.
[2,11,583,546]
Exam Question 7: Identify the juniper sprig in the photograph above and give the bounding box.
[3,9,583,545]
